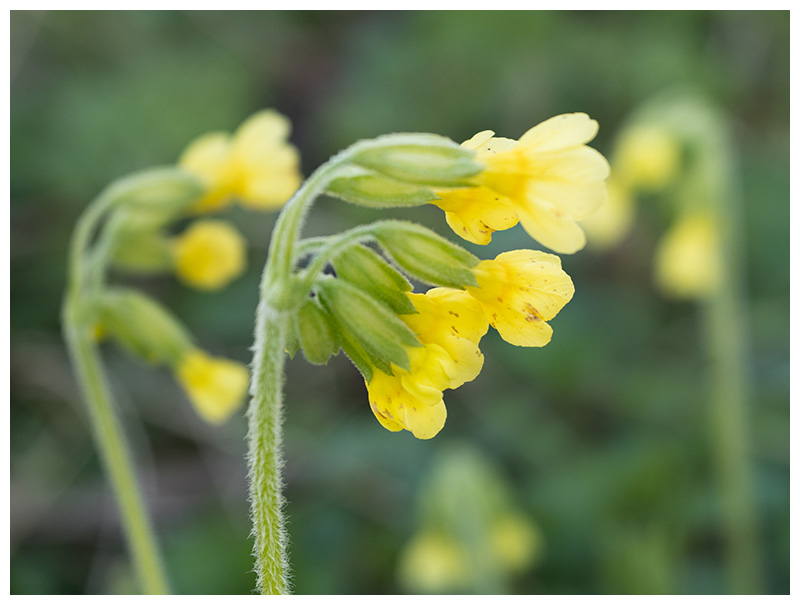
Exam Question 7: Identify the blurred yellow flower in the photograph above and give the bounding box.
[581,177,635,250]
[174,349,249,424]
[178,109,302,212]
[397,531,469,593]
[466,250,574,347]
[172,219,247,290]
[434,113,609,253]
[614,124,681,191]
[366,288,488,439]
[490,513,542,573]
[654,212,721,299]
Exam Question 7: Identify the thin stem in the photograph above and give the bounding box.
[63,320,170,595]
[702,152,762,594]
[63,193,170,594]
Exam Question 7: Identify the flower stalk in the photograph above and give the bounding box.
[63,191,170,595]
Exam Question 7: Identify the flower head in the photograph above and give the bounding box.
[366,288,488,439]
[172,219,247,290]
[654,211,721,299]
[179,109,302,213]
[466,250,574,347]
[435,114,609,253]
[175,349,249,424]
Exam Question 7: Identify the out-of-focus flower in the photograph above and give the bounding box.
[490,513,542,573]
[614,124,681,192]
[582,177,635,250]
[654,211,721,299]
[397,531,469,593]
[366,288,488,439]
[179,109,302,212]
[172,219,247,290]
[174,349,249,424]
[466,250,574,347]
[434,114,609,253]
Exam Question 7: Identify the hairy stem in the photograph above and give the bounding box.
[246,301,289,594]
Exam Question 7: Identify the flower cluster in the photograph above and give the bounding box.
[76,110,303,423]
[282,113,607,439]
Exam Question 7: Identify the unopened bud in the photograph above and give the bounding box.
[373,221,479,289]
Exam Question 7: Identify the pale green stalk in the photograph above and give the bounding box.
[701,146,762,594]
[63,193,169,595]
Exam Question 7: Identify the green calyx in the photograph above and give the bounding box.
[372,221,479,289]
[95,288,193,366]
[349,133,482,188]
[316,277,420,375]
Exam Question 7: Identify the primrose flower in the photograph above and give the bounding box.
[172,219,247,290]
[581,177,635,250]
[179,109,302,212]
[174,349,249,424]
[654,212,721,299]
[466,250,574,347]
[366,288,489,439]
[614,124,681,191]
[434,113,609,253]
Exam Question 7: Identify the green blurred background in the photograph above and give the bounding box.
[10,10,789,595]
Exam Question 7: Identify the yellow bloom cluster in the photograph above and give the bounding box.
[366,250,573,439]
[434,113,610,254]
[179,110,302,213]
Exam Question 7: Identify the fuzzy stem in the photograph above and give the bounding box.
[246,301,289,595]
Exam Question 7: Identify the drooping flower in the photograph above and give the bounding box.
[581,177,635,250]
[172,219,247,290]
[434,114,609,253]
[654,211,721,299]
[366,288,489,439]
[614,124,681,191]
[466,249,574,347]
[178,109,302,213]
[174,349,249,424]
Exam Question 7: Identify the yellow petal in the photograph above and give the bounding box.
[172,219,247,290]
[654,212,720,299]
[434,186,519,245]
[175,350,249,424]
[516,112,599,153]
[516,203,588,255]
[178,132,235,212]
[468,250,574,347]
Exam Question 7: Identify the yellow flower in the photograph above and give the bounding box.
[654,212,721,299]
[172,219,247,290]
[614,124,681,191]
[397,531,469,593]
[434,114,609,253]
[174,349,249,424]
[490,513,541,573]
[581,177,635,250]
[466,250,574,347]
[366,288,489,439]
[178,109,302,212]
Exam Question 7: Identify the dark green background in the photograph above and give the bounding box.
[10,10,789,594]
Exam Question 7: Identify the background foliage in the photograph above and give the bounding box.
[10,10,789,595]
